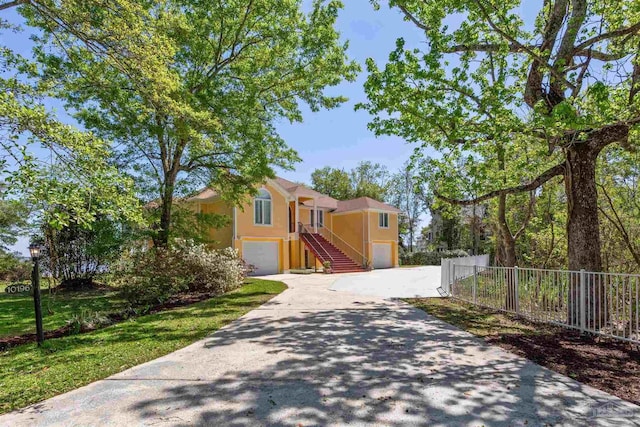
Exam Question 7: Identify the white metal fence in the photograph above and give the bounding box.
[450,265,640,344]
[440,254,490,294]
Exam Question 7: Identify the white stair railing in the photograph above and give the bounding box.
[298,222,336,265]
[304,223,368,268]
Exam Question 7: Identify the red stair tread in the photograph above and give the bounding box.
[300,233,366,273]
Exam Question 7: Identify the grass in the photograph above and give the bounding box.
[405,297,542,337]
[0,278,286,414]
[0,287,124,338]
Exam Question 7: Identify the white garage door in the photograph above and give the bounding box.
[372,243,393,269]
[242,241,279,276]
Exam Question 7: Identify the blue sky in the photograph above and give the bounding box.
[274,0,430,184]
[5,1,433,254]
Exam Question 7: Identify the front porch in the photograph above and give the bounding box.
[287,194,368,273]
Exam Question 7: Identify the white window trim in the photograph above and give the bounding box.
[379,212,389,229]
[254,188,273,226]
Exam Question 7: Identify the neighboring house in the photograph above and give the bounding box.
[187,177,401,275]
[414,234,428,252]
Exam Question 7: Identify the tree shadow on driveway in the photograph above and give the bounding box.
[128,302,639,426]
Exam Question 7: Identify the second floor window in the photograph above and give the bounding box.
[310,209,324,227]
[379,212,389,228]
[254,189,272,225]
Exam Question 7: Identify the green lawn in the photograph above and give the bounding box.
[0,288,124,338]
[0,278,286,414]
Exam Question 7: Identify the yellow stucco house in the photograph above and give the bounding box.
[187,177,401,275]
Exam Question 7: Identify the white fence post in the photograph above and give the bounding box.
[451,263,456,296]
[451,262,455,294]
[473,264,478,304]
[448,263,639,345]
[442,254,490,298]
[580,269,586,332]
[514,266,519,314]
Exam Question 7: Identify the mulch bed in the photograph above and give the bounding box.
[0,291,218,351]
[476,315,640,404]
[409,298,640,404]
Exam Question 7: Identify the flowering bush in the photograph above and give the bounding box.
[176,241,248,294]
[113,240,248,306]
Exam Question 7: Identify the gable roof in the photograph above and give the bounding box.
[273,177,338,209]
[273,177,323,198]
[334,196,402,214]
[187,188,218,201]
[185,177,401,213]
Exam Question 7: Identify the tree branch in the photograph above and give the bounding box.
[473,0,576,93]
[446,42,526,54]
[435,162,566,205]
[180,151,234,172]
[585,121,633,152]
[513,191,536,240]
[597,183,640,268]
[397,4,430,31]
[0,0,26,11]
[574,21,640,53]
[444,44,621,61]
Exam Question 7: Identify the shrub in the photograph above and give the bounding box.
[400,249,469,266]
[67,310,112,334]
[112,246,187,306]
[176,241,248,294]
[113,240,248,306]
[40,214,128,290]
[0,252,30,282]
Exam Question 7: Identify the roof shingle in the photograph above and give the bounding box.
[334,197,402,214]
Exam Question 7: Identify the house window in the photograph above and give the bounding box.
[379,212,389,228]
[254,189,272,225]
[310,209,324,227]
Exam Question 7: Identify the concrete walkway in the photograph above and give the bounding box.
[2,273,639,426]
[330,266,444,298]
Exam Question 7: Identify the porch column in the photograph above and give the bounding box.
[295,195,299,234]
[313,197,317,233]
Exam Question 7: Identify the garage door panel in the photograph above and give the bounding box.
[242,241,279,276]
[372,243,392,269]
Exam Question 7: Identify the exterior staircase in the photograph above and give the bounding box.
[300,232,366,273]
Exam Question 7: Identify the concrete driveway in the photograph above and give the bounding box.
[330,266,444,298]
[2,273,639,426]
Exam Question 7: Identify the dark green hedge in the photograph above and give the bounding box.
[400,250,469,266]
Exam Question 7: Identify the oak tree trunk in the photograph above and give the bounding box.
[156,191,172,247]
[155,172,177,248]
[565,144,606,329]
[497,193,518,310]
[154,134,186,248]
